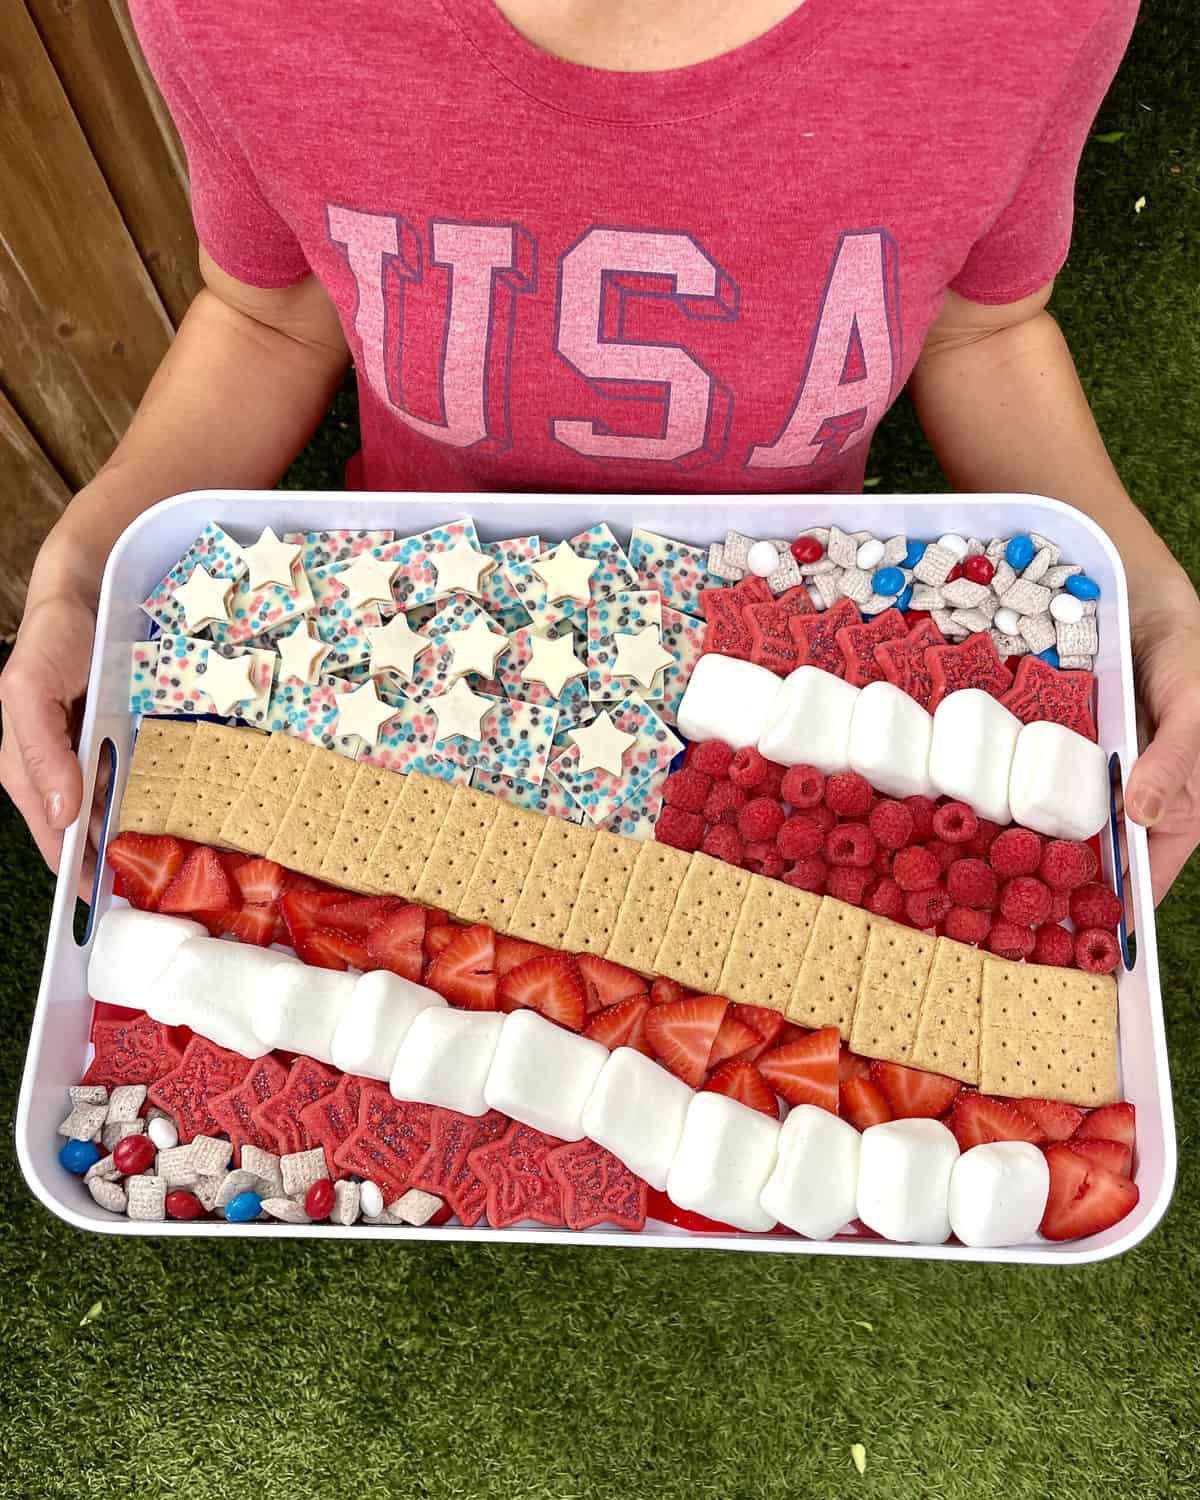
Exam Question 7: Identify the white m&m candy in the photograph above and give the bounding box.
[746,540,782,577]
[936,533,969,559]
[1050,593,1084,624]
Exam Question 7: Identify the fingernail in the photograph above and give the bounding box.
[44,790,63,827]
[1137,792,1164,827]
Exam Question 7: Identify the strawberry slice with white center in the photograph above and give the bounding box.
[280,886,343,945]
[757,1026,840,1113]
[644,995,727,1087]
[1072,1101,1136,1151]
[868,1060,962,1120]
[497,954,586,1031]
[839,1075,892,1130]
[292,926,369,971]
[703,1059,778,1119]
[576,954,649,1013]
[364,904,429,983]
[426,924,497,1010]
[946,1092,1042,1150]
[583,997,653,1055]
[158,846,235,915]
[1069,1136,1132,1178]
[1008,1096,1085,1143]
[1040,1142,1139,1240]
[105,832,185,911]
[210,906,276,947]
[322,895,405,938]
[649,976,690,1006]
[231,857,288,909]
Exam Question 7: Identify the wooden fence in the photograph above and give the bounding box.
[0,0,200,639]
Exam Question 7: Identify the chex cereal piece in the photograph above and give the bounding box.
[509,819,598,948]
[932,610,967,639]
[103,1119,145,1150]
[1058,654,1093,671]
[880,535,909,568]
[787,898,872,1037]
[721,531,753,570]
[188,1135,234,1177]
[392,1188,443,1226]
[412,784,500,911]
[261,1197,313,1224]
[979,962,1119,1106]
[718,878,821,1014]
[219,731,315,852]
[561,831,641,954]
[191,1175,221,1212]
[117,717,191,834]
[155,1144,202,1188]
[707,541,740,582]
[912,543,959,587]
[629,527,713,615]
[825,526,858,568]
[941,578,990,609]
[1055,617,1099,658]
[655,854,751,994]
[280,1147,331,1199]
[836,567,873,606]
[766,548,803,596]
[126,1174,168,1222]
[363,769,456,898]
[70,1085,109,1107]
[1021,547,1054,584]
[1028,533,1061,566]
[1000,577,1052,617]
[88,1178,128,1214]
[847,926,936,1064]
[100,1084,144,1125]
[331,1179,362,1226]
[910,939,984,1084]
[606,842,692,973]
[1018,613,1058,654]
[908,584,945,613]
[1043,563,1082,588]
[985,538,1006,564]
[241,1145,285,1198]
[265,744,360,877]
[989,630,1028,658]
[214,1169,264,1209]
[950,607,995,636]
[457,800,547,927]
[85,1154,121,1183]
[58,1104,107,1141]
[319,762,406,892]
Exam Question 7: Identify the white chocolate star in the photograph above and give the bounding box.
[201,650,256,715]
[336,553,400,611]
[613,624,674,689]
[276,619,331,685]
[569,710,636,778]
[447,615,509,680]
[369,612,430,679]
[431,678,496,743]
[431,538,494,598]
[334,680,399,748]
[241,526,302,591]
[176,565,234,631]
[532,541,597,604]
[521,630,586,698]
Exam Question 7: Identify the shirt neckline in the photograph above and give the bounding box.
[437,0,852,125]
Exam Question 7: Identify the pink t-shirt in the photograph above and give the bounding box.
[131,0,1136,495]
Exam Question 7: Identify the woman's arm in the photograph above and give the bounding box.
[910,286,1200,901]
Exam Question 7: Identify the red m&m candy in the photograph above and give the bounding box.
[165,1190,206,1221]
[789,535,823,565]
[305,1178,335,1220]
[962,554,995,585]
[112,1134,156,1176]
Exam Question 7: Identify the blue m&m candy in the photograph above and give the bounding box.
[1064,573,1100,601]
[872,567,906,597]
[894,584,914,612]
[1037,647,1061,667]
[59,1139,100,1175]
[224,1191,263,1223]
[903,540,927,568]
[1005,534,1036,570]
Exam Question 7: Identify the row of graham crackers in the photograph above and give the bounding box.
[118,719,1120,1106]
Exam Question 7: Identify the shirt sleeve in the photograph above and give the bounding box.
[129,0,311,287]
[950,0,1139,305]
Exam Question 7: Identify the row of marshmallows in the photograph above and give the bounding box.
[89,906,1050,1246]
[678,655,1110,841]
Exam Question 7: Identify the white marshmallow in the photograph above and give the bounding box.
[330,970,446,1081]
[676,653,782,749]
[484,1009,608,1139]
[581,1046,693,1191]
[389,1007,504,1116]
[251,964,356,1064]
[758,665,860,774]
[948,1141,1050,1248]
[666,1092,779,1232]
[747,539,781,577]
[1009,720,1110,841]
[760,1104,861,1240]
[151,938,294,1057]
[929,688,1022,824]
[88,908,206,1011]
[847,681,935,799]
[857,1118,959,1245]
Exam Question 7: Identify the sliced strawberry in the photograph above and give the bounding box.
[280,887,343,943]
[424,922,460,962]
[840,1076,892,1131]
[105,832,185,911]
[1070,1137,1132,1177]
[703,1059,778,1119]
[495,935,552,978]
[1073,1101,1135,1151]
[838,1045,872,1082]
[757,1026,840,1113]
[946,1092,1042,1151]
[644,995,727,1087]
[727,1003,786,1061]
[232,857,288,909]
[1040,1142,1139,1241]
[217,850,249,888]
[583,998,653,1056]
[649,976,689,1006]
[497,953,586,1031]
[159,846,235,915]
[706,1011,764,1069]
[210,905,276,947]
[869,1061,962,1120]
[426,924,497,1010]
[1009,1097,1085,1143]
[322,895,405,938]
[576,954,649,1013]
[365,904,429,983]
[292,926,369,971]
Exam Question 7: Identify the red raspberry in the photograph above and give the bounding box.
[988,919,1037,960]
[780,763,825,809]
[999,875,1052,927]
[963,818,1002,857]
[701,824,743,865]
[903,795,938,841]
[943,906,992,945]
[1039,839,1100,891]
[827,866,875,906]
[776,814,824,860]
[783,854,828,893]
[1047,888,1070,924]
[811,803,837,834]
[743,840,786,878]
[1075,927,1121,974]
[989,827,1043,878]
[865,876,905,919]
[925,839,962,873]
[738,797,785,843]
[946,858,998,911]
[790,535,824,565]
[868,799,914,850]
[824,770,872,819]
[893,846,941,892]
[824,822,877,868]
[1069,882,1123,931]
[905,883,952,928]
[703,780,748,825]
[662,768,712,813]
[655,806,705,852]
[962,554,995,585]
[1031,923,1075,967]
[760,763,787,799]
[728,746,771,790]
[873,846,894,876]
[689,740,735,778]
[932,801,978,844]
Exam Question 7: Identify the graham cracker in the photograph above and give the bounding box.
[219,733,316,852]
[413,784,502,913]
[606,842,693,974]
[717,877,821,1014]
[980,960,1118,1036]
[978,961,1119,1106]
[164,780,243,845]
[163,722,267,844]
[264,746,358,876]
[561,832,642,956]
[319,764,405,893]
[117,774,178,834]
[909,939,985,1084]
[457,801,548,927]
[117,718,192,834]
[786,898,872,1038]
[848,924,937,1063]
[507,818,597,948]
[654,854,752,994]
[362,770,456,899]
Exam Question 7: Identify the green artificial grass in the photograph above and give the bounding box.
[2,7,1198,1496]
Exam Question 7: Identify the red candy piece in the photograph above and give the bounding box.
[253,1056,340,1157]
[207,1054,290,1165]
[834,608,907,687]
[411,1107,510,1227]
[545,1138,649,1230]
[112,1134,156,1175]
[787,596,859,676]
[304,1178,336,1220]
[699,586,755,659]
[925,632,1014,711]
[790,535,824,565]
[962,554,995,585]
[165,1190,206,1221]
[147,1037,251,1145]
[873,617,946,710]
[298,1071,366,1177]
[334,1084,434,1202]
[82,1014,183,1089]
[467,1121,566,1229]
[999,655,1097,741]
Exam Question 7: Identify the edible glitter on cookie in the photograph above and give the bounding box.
[547,696,682,824]
[470,768,585,822]
[282,530,395,573]
[628,527,716,617]
[587,590,665,701]
[480,536,539,631]
[140,524,247,634]
[438,699,559,785]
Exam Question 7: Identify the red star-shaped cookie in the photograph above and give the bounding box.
[835,607,908,687]
[924,631,1014,711]
[787,596,859,676]
[744,584,814,674]
[146,1036,252,1144]
[874,616,946,709]
[82,1013,182,1088]
[333,1084,434,1202]
[206,1054,289,1165]
[410,1107,510,1227]
[999,655,1097,740]
[466,1121,565,1229]
[299,1071,367,1178]
[545,1139,648,1231]
[699,586,754,659]
[251,1056,339,1156]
